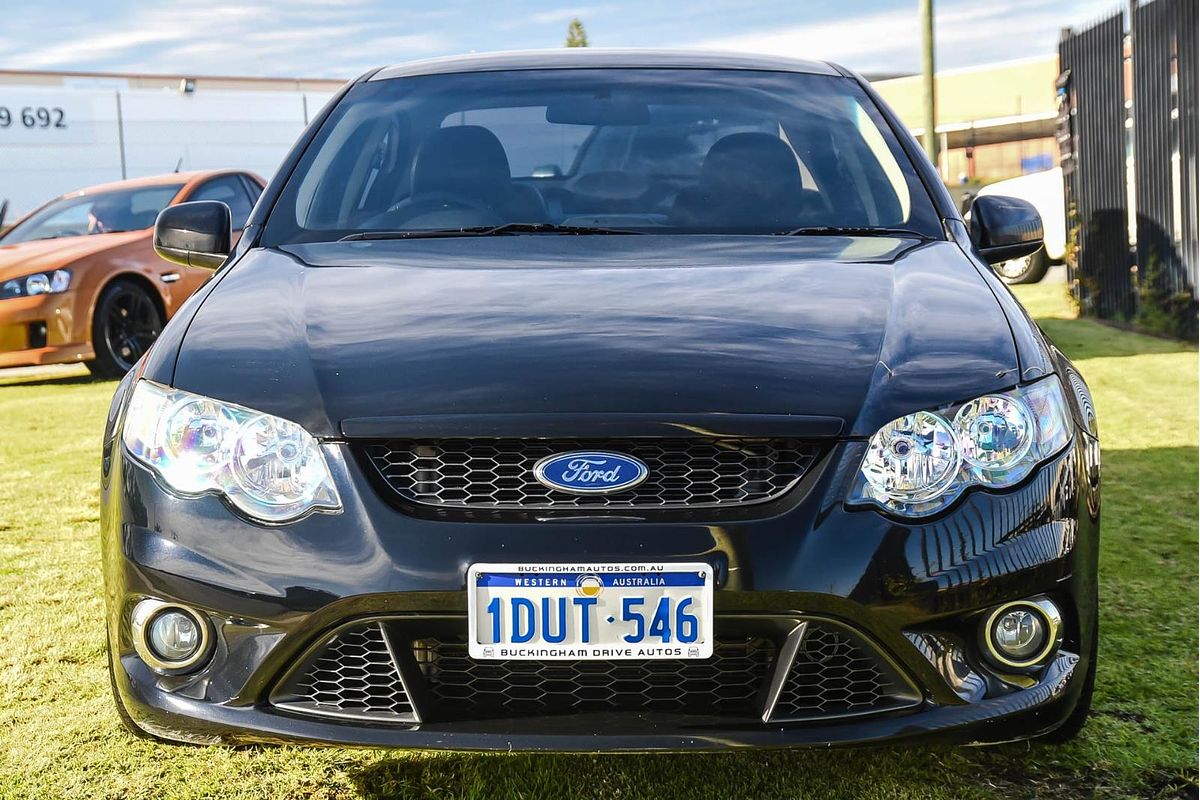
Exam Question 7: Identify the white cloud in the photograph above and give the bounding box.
[528,6,614,25]
[16,28,184,69]
[361,33,453,55]
[1,0,455,77]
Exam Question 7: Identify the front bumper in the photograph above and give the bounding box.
[101,431,1100,750]
[0,292,91,368]
[116,648,1080,750]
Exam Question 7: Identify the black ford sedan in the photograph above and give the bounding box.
[101,50,1100,750]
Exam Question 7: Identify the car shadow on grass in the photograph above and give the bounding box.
[347,746,980,800]
[0,374,108,389]
[346,729,1195,800]
[0,364,102,388]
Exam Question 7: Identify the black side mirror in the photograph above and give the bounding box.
[154,201,232,270]
[967,195,1044,265]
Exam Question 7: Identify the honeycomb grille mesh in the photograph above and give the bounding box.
[273,622,415,721]
[771,623,918,720]
[361,438,819,510]
[412,636,776,718]
[270,620,918,725]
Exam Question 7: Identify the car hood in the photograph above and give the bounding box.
[171,235,1020,439]
[0,230,146,279]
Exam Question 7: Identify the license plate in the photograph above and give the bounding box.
[467,562,714,660]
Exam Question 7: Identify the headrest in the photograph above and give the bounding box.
[699,132,802,197]
[412,125,512,200]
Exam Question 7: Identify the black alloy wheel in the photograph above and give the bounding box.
[87,280,164,378]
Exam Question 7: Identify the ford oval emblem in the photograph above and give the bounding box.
[533,451,649,495]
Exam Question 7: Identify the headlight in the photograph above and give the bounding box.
[0,269,71,299]
[122,380,341,523]
[850,376,1072,517]
[860,411,960,503]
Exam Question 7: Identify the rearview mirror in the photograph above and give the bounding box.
[546,97,650,127]
[154,201,232,270]
[967,195,1043,265]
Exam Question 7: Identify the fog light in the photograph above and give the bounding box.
[981,597,1061,670]
[131,599,212,674]
[28,322,48,349]
[149,611,201,661]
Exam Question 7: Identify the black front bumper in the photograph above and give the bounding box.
[101,432,1100,751]
[116,650,1080,750]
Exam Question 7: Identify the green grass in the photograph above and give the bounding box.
[0,283,1196,799]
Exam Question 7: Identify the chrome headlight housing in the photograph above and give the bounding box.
[850,376,1072,517]
[1,269,71,299]
[122,380,341,523]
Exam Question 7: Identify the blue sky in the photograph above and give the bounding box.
[0,0,1115,79]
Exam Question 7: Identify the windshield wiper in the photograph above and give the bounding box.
[775,226,931,239]
[340,222,648,241]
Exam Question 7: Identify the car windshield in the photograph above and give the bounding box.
[2,183,184,244]
[262,68,942,244]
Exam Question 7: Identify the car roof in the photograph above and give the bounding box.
[61,169,250,199]
[370,49,843,81]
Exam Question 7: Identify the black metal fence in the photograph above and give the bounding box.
[1059,0,1198,337]
[1133,0,1199,333]
[1059,10,1131,320]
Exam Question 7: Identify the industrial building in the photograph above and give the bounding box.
[873,55,1059,183]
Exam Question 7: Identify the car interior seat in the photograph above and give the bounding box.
[671,132,818,230]
[410,125,548,222]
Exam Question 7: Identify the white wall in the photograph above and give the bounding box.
[0,86,124,212]
[0,85,335,218]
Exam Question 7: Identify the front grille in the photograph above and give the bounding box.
[769,622,921,721]
[412,636,776,718]
[361,438,820,510]
[269,617,921,726]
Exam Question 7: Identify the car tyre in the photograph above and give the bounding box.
[994,248,1050,285]
[87,280,165,379]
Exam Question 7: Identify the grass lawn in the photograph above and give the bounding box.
[0,283,1195,799]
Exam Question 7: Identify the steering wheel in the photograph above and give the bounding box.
[374,192,498,228]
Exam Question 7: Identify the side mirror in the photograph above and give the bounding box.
[154,201,232,270]
[967,195,1043,265]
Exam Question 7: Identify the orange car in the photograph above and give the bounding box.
[0,170,264,377]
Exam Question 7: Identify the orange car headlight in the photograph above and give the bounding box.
[1,269,71,299]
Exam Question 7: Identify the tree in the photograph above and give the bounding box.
[565,18,589,47]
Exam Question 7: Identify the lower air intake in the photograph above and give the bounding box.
[412,635,776,719]
[271,621,417,723]
[768,622,921,721]
[268,617,920,725]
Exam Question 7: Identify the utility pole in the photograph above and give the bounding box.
[920,0,939,171]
